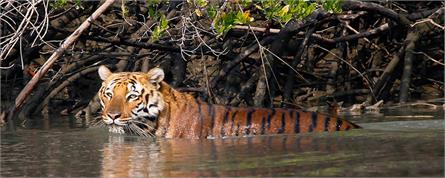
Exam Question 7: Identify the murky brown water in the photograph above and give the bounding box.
[1,108,444,177]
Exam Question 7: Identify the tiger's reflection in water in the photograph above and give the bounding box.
[99,134,347,177]
[100,136,162,177]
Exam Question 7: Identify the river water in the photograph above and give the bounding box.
[1,108,444,177]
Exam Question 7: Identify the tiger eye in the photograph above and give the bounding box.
[128,94,138,99]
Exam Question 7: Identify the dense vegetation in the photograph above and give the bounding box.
[1,0,443,121]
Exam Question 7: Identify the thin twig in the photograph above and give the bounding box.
[411,18,445,30]
[412,51,445,66]
[7,0,117,128]
[314,44,375,98]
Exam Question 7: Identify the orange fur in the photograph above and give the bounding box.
[98,66,360,138]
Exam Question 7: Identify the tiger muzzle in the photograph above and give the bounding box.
[107,112,121,120]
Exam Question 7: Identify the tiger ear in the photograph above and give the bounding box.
[147,67,164,87]
[98,65,112,80]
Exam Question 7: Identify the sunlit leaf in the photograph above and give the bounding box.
[234,11,254,24]
[150,14,169,42]
[195,9,203,17]
[195,0,208,7]
[279,5,290,17]
[160,15,168,29]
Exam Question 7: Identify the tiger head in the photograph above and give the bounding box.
[97,65,165,136]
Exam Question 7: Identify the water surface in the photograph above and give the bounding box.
[1,108,444,177]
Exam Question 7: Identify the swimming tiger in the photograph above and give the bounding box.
[97,65,360,138]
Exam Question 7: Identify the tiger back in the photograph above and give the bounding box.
[97,66,360,138]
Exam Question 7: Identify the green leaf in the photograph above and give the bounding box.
[234,11,254,25]
[160,15,168,30]
[148,6,160,20]
[50,0,68,9]
[213,11,237,37]
[279,5,290,17]
[254,4,264,11]
[147,0,161,19]
[241,0,252,8]
[146,0,161,7]
[207,5,217,18]
[195,0,208,7]
[150,15,169,42]
[74,0,83,9]
[322,0,343,13]
[121,4,129,16]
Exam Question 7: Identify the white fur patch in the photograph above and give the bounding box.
[126,82,143,102]
[127,82,143,93]
[103,117,113,125]
[109,125,125,134]
[148,107,160,117]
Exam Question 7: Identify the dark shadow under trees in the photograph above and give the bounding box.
[0,0,443,125]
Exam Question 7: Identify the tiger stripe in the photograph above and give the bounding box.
[97,66,360,138]
[204,106,357,137]
[324,116,331,131]
[202,108,360,137]
[294,111,300,134]
[245,109,253,135]
[336,119,343,131]
[260,117,266,135]
[235,123,240,136]
[208,104,215,136]
[267,109,275,130]
[278,112,285,134]
[196,98,204,138]
[230,111,238,136]
[310,112,317,132]
[220,107,231,137]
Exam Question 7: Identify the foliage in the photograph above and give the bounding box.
[147,0,162,19]
[121,2,129,17]
[206,0,342,37]
[321,0,343,13]
[206,5,217,19]
[50,0,68,9]
[256,0,317,26]
[150,14,169,42]
[240,0,253,8]
[194,0,208,7]
[213,11,236,37]
[143,0,169,42]
[234,11,254,25]
[50,0,83,10]
[52,0,342,42]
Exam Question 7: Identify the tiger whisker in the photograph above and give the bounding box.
[123,125,131,134]
[127,123,141,136]
[91,117,154,137]
[128,124,141,136]
[89,116,106,128]
[128,125,138,136]
[128,123,153,137]
[134,123,153,137]
[128,120,155,130]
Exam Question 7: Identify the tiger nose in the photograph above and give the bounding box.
[107,112,121,120]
